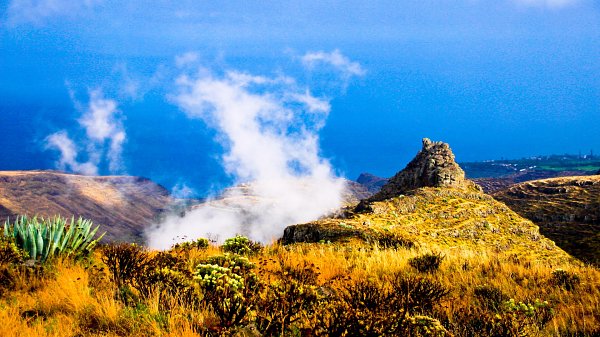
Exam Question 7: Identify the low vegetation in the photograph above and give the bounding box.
[0,216,598,336]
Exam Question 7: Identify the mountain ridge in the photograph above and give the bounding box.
[0,170,173,242]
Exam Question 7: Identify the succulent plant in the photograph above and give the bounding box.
[3,215,104,263]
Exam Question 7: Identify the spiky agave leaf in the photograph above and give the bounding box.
[2,215,105,263]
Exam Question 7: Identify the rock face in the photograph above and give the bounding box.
[367,138,478,203]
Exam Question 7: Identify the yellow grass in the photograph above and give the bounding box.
[0,244,598,336]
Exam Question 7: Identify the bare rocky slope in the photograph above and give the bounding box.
[494,175,600,265]
[0,171,173,242]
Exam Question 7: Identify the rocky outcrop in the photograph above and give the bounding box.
[366,138,479,204]
[281,221,363,245]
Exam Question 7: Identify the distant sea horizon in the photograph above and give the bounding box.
[2,103,597,198]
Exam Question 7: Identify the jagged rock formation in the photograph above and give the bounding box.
[356,138,479,212]
[0,171,174,242]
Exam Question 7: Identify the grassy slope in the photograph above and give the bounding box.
[288,187,572,263]
[494,175,600,266]
[0,185,598,336]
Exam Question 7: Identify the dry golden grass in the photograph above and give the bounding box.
[263,243,599,335]
[0,243,598,336]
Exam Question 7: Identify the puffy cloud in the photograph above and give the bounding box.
[147,67,346,248]
[302,49,366,77]
[45,89,126,175]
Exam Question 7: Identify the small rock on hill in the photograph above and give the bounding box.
[369,138,480,202]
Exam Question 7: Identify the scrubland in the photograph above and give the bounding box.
[1,234,598,336]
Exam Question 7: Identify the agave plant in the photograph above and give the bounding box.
[2,215,105,263]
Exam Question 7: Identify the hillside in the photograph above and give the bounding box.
[285,139,571,263]
[0,170,173,242]
[494,175,600,265]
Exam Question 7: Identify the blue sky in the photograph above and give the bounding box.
[1,0,599,193]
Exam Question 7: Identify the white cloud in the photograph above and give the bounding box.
[45,89,126,175]
[79,90,120,141]
[175,52,200,68]
[6,0,102,25]
[291,90,331,114]
[147,67,346,248]
[302,49,366,77]
[45,131,98,175]
[512,0,580,8]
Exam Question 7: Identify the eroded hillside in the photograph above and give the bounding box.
[0,171,173,242]
[494,175,600,265]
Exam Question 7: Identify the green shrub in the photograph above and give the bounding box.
[256,261,321,335]
[3,216,104,263]
[222,235,262,256]
[335,279,404,336]
[101,243,150,290]
[170,238,209,252]
[452,298,553,337]
[409,252,444,273]
[390,273,449,314]
[0,235,28,265]
[138,267,201,311]
[404,315,452,337]
[194,253,260,327]
[315,273,450,336]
